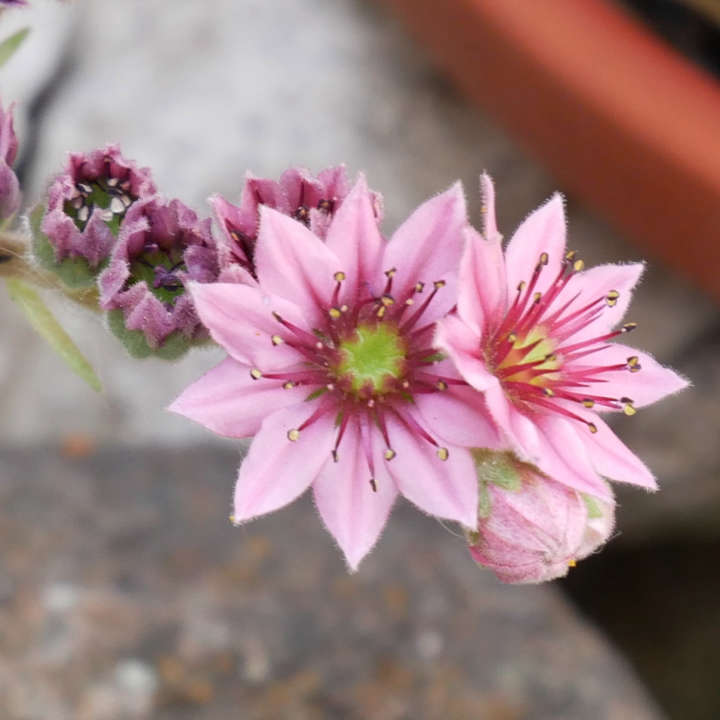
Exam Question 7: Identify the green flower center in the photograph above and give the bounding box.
[336,323,406,395]
[495,326,560,386]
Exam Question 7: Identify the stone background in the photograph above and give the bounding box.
[0,1,718,718]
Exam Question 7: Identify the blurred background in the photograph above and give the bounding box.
[0,0,717,717]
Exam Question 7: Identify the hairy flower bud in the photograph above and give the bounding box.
[98,196,219,359]
[210,165,382,282]
[36,144,155,287]
[467,450,615,584]
[0,100,20,220]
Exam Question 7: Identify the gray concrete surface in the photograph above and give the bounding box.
[0,446,664,720]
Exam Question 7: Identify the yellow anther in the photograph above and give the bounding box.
[384,448,396,461]
[271,334,284,345]
[287,429,300,442]
[621,397,636,416]
[588,423,598,434]
[415,282,425,293]
[544,353,557,362]
[334,271,346,282]
[282,381,296,390]
[229,514,236,525]
[376,305,386,318]
[405,298,414,306]
[507,332,517,344]
[539,252,549,266]
[329,307,342,319]
[568,559,577,568]
[437,447,449,461]
[369,478,377,492]
[533,291,542,303]
[573,259,585,272]
[622,322,637,333]
[250,368,263,380]
[517,281,526,292]
[543,387,555,397]
[436,380,448,391]
[627,355,639,366]
[606,290,620,307]
[340,304,349,313]
[565,250,577,262]
[381,294,395,307]
[582,399,595,408]
[433,279,446,289]
[385,267,397,278]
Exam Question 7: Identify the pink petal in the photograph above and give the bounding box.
[324,174,384,301]
[169,357,306,438]
[534,416,615,500]
[412,385,501,449]
[457,225,507,338]
[383,182,467,301]
[551,262,644,342]
[578,414,657,490]
[570,343,689,409]
[435,314,496,392]
[505,193,566,296]
[234,403,334,522]
[189,282,306,370]
[383,413,478,528]
[313,421,398,571]
[254,206,339,325]
[479,173,501,244]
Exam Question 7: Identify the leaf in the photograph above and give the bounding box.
[5,277,102,392]
[0,28,29,69]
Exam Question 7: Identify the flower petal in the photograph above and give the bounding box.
[505,193,566,296]
[234,403,334,522]
[383,413,477,528]
[534,416,615,500]
[457,225,507,337]
[578,414,657,490]
[324,174,384,301]
[313,421,398,571]
[383,182,467,300]
[189,282,307,370]
[254,206,339,325]
[168,357,306,438]
[550,262,644,341]
[435,314,497,392]
[570,343,689,409]
[412,385,501,450]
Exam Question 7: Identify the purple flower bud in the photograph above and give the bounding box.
[99,196,220,357]
[467,452,615,584]
[209,165,382,282]
[40,144,156,273]
[0,100,20,220]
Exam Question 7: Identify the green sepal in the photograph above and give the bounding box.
[477,481,492,519]
[582,493,604,519]
[107,308,191,361]
[0,27,29,69]
[29,203,100,289]
[472,449,524,492]
[5,277,102,392]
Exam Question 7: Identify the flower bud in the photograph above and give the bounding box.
[0,100,20,220]
[98,196,219,359]
[210,165,382,282]
[467,450,615,584]
[37,144,155,287]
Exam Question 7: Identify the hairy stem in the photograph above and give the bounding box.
[0,231,100,311]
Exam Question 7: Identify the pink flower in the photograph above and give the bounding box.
[436,175,688,502]
[0,100,20,220]
[210,166,382,283]
[467,451,615,584]
[171,178,499,569]
[98,196,220,358]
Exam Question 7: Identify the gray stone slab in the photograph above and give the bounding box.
[0,446,663,720]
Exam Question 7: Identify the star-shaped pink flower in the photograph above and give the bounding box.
[436,175,688,502]
[171,177,499,569]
